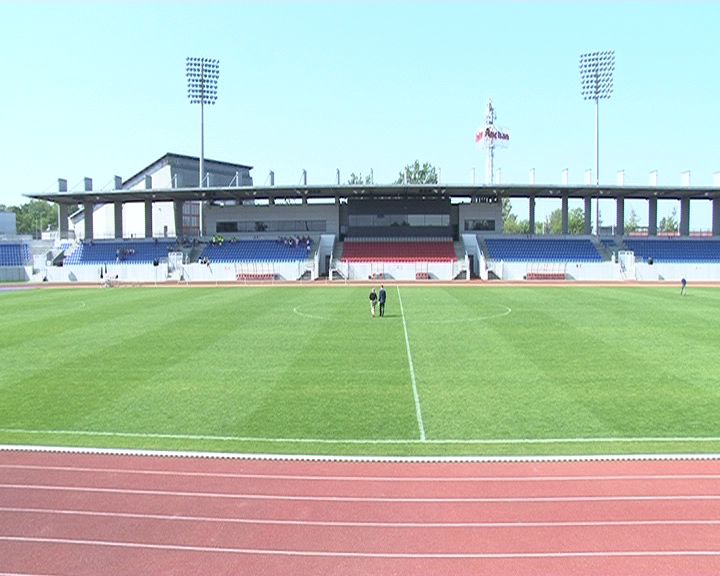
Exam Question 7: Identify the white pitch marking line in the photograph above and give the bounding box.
[6,428,720,445]
[4,507,720,529]
[397,286,426,442]
[5,464,720,484]
[5,484,720,503]
[2,537,720,559]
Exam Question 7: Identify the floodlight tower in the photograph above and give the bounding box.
[579,50,614,233]
[475,99,510,184]
[186,57,219,236]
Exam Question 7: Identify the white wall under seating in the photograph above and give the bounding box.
[44,263,169,283]
[0,267,30,282]
[490,260,720,282]
[635,262,720,281]
[340,260,459,281]
[181,261,310,282]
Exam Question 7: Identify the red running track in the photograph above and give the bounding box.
[3,451,720,575]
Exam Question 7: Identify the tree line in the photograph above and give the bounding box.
[0,200,57,237]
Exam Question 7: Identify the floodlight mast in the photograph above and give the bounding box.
[579,50,614,234]
[186,57,220,237]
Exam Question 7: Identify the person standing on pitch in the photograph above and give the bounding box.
[378,284,387,317]
[369,287,378,318]
[680,277,687,295]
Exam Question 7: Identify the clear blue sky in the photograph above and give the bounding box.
[1,2,718,228]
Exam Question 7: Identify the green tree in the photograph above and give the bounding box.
[542,207,585,235]
[625,208,640,233]
[568,207,585,235]
[502,198,530,233]
[658,207,679,234]
[394,161,438,184]
[347,172,373,185]
[6,200,57,237]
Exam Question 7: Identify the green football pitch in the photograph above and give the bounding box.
[1,285,719,457]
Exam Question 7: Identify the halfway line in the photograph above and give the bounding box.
[397,286,426,442]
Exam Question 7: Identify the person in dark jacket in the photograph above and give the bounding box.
[378,284,387,317]
[369,288,377,318]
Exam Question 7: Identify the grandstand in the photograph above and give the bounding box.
[64,240,177,265]
[19,153,720,283]
[624,237,720,262]
[484,237,603,262]
[200,238,312,263]
[341,240,455,262]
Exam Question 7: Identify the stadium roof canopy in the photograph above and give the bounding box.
[26,183,720,206]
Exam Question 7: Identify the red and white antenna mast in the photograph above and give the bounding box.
[475,99,510,184]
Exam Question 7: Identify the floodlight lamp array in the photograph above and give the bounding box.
[186,57,220,105]
[579,50,614,100]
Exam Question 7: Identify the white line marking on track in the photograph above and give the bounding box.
[397,286,426,442]
[4,484,720,503]
[5,464,720,483]
[4,507,720,529]
[0,573,57,576]
[2,536,720,559]
[5,428,720,446]
[4,444,720,463]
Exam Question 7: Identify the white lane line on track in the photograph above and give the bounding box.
[0,573,57,576]
[4,444,720,464]
[4,464,720,483]
[3,507,720,529]
[397,286,426,442]
[5,427,720,446]
[2,537,720,559]
[4,484,720,503]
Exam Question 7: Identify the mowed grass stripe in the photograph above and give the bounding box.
[2,286,720,456]
[0,287,420,444]
[393,287,720,444]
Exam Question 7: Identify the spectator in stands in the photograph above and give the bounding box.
[369,287,378,318]
[378,285,387,317]
[681,277,687,296]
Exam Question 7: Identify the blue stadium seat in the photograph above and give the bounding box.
[199,239,312,263]
[484,238,602,262]
[64,240,176,264]
[624,238,720,262]
[0,243,31,266]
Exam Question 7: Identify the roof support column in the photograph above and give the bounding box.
[584,196,592,235]
[58,204,69,240]
[616,196,625,237]
[144,200,153,239]
[561,194,569,235]
[680,197,690,236]
[113,201,123,240]
[528,196,535,235]
[713,198,720,237]
[648,196,657,236]
[83,202,94,241]
[174,200,185,239]
[648,197,658,237]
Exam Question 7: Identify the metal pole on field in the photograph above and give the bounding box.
[579,50,614,234]
[186,57,220,238]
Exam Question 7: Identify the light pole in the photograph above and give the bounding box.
[579,50,614,234]
[186,57,220,237]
